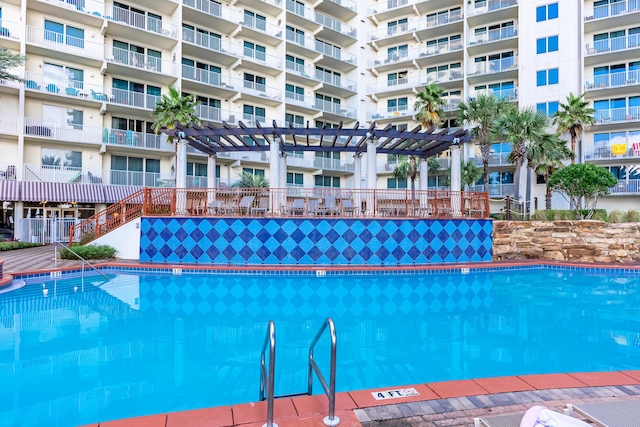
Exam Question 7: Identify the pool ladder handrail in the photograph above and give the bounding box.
[53,242,110,282]
[308,317,340,426]
[259,320,277,427]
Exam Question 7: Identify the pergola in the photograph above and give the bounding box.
[165,120,471,192]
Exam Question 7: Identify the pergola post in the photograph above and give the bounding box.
[279,152,287,213]
[353,153,362,216]
[366,138,377,214]
[176,139,188,214]
[419,158,429,211]
[269,137,281,213]
[450,144,462,216]
[207,154,217,206]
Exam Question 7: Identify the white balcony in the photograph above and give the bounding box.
[181,27,238,66]
[233,77,282,103]
[368,47,419,69]
[443,97,462,112]
[585,70,640,92]
[422,8,463,30]
[424,39,463,56]
[238,114,283,127]
[25,25,104,65]
[24,117,102,144]
[468,56,517,76]
[366,75,421,96]
[470,183,514,197]
[238,46,283,72]
[594,106,640,125]
[467,0,517,17]
[609,179,640,194]
[0,115,19,135]
[368,22,416,44]
[314,39,357,69]
[104,3,178,46]
[367,0,410,16]
[314,11,357,43]
[369,106,414,121]
[468,26,517,45]
[285,91,316,108]
[585,142,640,161]
[585,34,640,57]
[423,68,464,85]
[585,0,640,22]
[109,88,161,110]
[315,69,357,93]
[313,156,354,172]
[237,14,282,44]
[314,99,357,119]
[182,0,242,33]
[102,128,169,151]
[195,105,236,123]
[319,0,357,16]
[470,87,518,102]
[104,45,177,83]
[0,20,21,46]
[471,153,513,167]
[24,71,111,106]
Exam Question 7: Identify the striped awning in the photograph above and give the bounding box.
[103,186,143,204]
[74,184,105,204]
[21,182,106,203]
[0,180,20,201]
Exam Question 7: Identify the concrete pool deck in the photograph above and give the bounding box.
[3,246,640,426]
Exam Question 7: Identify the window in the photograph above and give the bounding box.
[285,113,304,126]
[243,167,265,177]
[44,20,84,48]
[43,105,83,130]
[387,18,408,35]
[286,25,305,44]
[536,2,558,22]
[387,97,408,112]
[187,162,208,177]
[536,101,559,117]
[111,156,160,186]
[41,148,82,168]
[387,44,408,60]
[43,63,84,90]
[244,10,266,31]
[536,35,559,53]
[287,172,304,187]
[243,104,266,121]
[285,84,304,101]
[244,73,266,91]
[537,68,559,86]
[387,177,408,189]
[387,71,408,86]
[314,175,340,187]
[244,41,266,61]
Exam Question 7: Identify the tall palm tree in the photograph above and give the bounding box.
[393,155,419,195]
[151,86,201,143]
[414,83,446,128]
[492,107,547,201]
[457,94,513,193]
[0,48,26,82]
[460,159,482,190]
[552,93,595,164]
[527,133,573,209]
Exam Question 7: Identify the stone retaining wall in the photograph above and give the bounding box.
[493,220,640,263]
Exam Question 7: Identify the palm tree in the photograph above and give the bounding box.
[414,83,446,128]
[552,93,595,164]
[492,107,547,201]
[527,133,573,209]
[460,159,482,190]
[393,155,419,195]
[151,86,201,143]
[0,48,26,82]
[457,94,513,193]
[233,172,269,188]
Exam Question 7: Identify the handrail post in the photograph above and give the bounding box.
[308,318,339,426]
[259,320,277,427]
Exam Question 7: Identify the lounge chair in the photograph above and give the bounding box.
[251,197,269,216]
[289,198,305,216]
[341,198,357,216]
[474,413,523,427]
[238,195,255,216]
[565,400,640,427]
[476,405,590,427]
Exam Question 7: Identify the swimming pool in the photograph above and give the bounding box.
[1,266,640,426]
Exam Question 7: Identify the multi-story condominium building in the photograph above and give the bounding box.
[0,0,638,233]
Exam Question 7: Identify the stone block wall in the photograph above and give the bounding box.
[494,220,640,263]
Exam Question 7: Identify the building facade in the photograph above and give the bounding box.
[0,0,638,232]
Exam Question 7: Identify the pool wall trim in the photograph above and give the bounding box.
[10,259,640,280]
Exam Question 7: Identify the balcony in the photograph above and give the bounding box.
[367,22,417,49]
[285,92,320,115]
[181,64,237,97]
[31,0,105,27]
[471,153,513,167]
[467,0,518,26]
[316,0,358,20]
[102,128,170,151]
[314,11,357,45]
[239,114,283,127]
[25,25,104,66]
[585,70,640,96]
[594,106,640,126]
[286,0,320,30]
[235,15,282,46]
[314,40,357,71]
[367,0,413,21]
[103,4,178,48]
[366,75,421,97]
[467,25,518,52]
[314,99,357,121]
[195,105,236,123]
[369,106,415,122]
[234,46,283,76]
[24,71,110,107]
[108,88,161,112]
[585,143,640,161]
[585,0,640,32]
[313,156,354,172]
[182,0,241,33]
[231,77,283,106]
[22,164,174,187]
[467,56,518,80]
[609,179,640,195]
[0,20,21,49]
[415,9,464,40]
[414,39,463,67]
[181,28,239,66]
[368,47,420,72]
[423,68,464,88]
[232,0,282,16]
[443,97,462,112]
[470,183,514,197]
[470,87,518,102]
[24,117,103,145]
[0,115,19,135]
[104,46,177,84]
[585,34,640,65]
[286,29,320,57]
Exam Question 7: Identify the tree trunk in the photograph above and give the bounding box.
[570,129,577,164]
[513,159,522,201]
[545,173,552,210]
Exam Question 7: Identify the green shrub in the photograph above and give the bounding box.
[624,209,640,223]
[60,244,116,260]
[532,209,608,221]
[0,241,41,251]
[79,232,95,246]
[608,210,623,223]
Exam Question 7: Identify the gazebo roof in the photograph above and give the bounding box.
[167,121,470,158]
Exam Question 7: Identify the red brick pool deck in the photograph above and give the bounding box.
[3,246,640,426]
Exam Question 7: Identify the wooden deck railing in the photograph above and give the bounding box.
[70,188,489,245]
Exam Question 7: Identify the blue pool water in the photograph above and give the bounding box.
[1,267,640,426]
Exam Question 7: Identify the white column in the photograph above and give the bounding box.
[207,155,216,189]
[353,153,362,216]
[419,158,428,191]
[12,202,23,241]
[269,138,280,213]
[279,153,287,214]
[450,145,462,216]
[175,140,188,214]
[366,140,377,215]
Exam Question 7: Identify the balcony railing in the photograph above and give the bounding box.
[314,99,356,118]
[315,11,356,38]
[285,91,315,107]
[468,0,517,17]
[105,4,177,38]
[326,0,356,12]
[21,163,174,187]
[106,45,176,75]
[24,71,103,99]
[423,68,464,85]
[240,114,282,127]
[24,117,103,143]
[368,22,415,42]
[471,87,518,101]
[586,34,640,56]
[195,105,237,123]
[182,27,236,56]
[183,0,241,22]
[471,153,513,167]
[367,0,409,16]
[585,0,639,21]
[25,25,104,61]
[366,76,420,94]
[468,26,517,45]
[241,15,282,39]
[0,20,21,41]
[182,64,224,88]
[470,183,514,197]
[110,88,161,110]
[315,69,357,91]
[314,39,356,64]
[102,128,169,150]
[240,78,282,100]
[241,46,283,70]
[0,115,19,135]
[586,70,640,90]
[595,106,640,124]
[585,142,640,160]
[368,47,418,67]
[443,97,462,111]
[424,39,463,56]
[369,106,414,120]
[468,56,517,75]
[609,179,640,194]
[36,0,107,17]
[425,9,463,28]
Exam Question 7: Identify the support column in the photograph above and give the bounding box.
[279,152,287,214]
[207,154,217,209]
[175,139,188,214]
[419,158,429,212]
[353,153,362,216]
[13,202,23,241]
[269,138,281,213]
[366,138,377,215]
[450,144,462,216]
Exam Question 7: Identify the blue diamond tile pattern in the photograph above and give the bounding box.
[140,218,493,266]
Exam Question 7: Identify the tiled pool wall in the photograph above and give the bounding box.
[139,217,493,266]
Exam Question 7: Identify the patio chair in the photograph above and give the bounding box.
[289,198,306,216]
[308,199,320,216]
[251,197,269,216]
[238,195,255,216]
[341,198,357,216]
[317,196,338,216]
[207,200,222,215]
[565,400,640,427]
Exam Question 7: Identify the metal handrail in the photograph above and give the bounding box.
[259,320,277,427]
[53,242,110,282]
[308,318,340,426]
